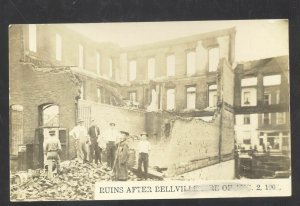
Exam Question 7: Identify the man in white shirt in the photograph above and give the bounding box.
[102,122,120,169]
[137,132,151,179]
[69,119,89,163]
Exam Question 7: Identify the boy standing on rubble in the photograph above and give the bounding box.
[137,132,151,179]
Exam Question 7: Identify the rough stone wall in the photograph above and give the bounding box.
[165,113,221,175]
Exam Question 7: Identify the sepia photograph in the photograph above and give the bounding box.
[8,20,290,201]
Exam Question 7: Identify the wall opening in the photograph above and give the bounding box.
[38,103,60,127]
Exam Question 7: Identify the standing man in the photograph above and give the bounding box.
[44,129,62,174]
[137,132,151,179]
[113,131,130,181]
[69,119,89,163]
[88,119,101,164]
[102,122,119,169]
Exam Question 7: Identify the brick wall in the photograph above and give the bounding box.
[20,24,120,79]
[10,25,80,145]
[124,28,235,82]
[10,64,79,144]
[120,74,217,110]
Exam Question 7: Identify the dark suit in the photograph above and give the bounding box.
[88,125,101,164]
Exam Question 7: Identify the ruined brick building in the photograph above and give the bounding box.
[9,24,289,178]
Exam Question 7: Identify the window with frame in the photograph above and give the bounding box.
[167,54,175,77]
[208,84,217,107]
[166,88,175,110]
[186,86,196,109]
[186,51,196,75]
[267,132,280,150]
[148,57,155,79]
[241,77,257,87]
[80,84,85,100]
[208,47,219,72]
[282,137,289,148]
[55,33,62,61]
[243,131,251,145]
[29,24,37,52]
[276,90,280,104]
[40,104,60,127]
[129,60,136,81]
[128,91,137,102]
[78,44,84,68]
[263,75,281,86]
[96,52,101,75]
[262,113,271,125]
[281,132,290,149]
[10,105,24,156]
[97,88,101,103]
[264,93,271,105]
[109,58,113,78]
[276,112,286,124]
[243,91,251,105]
[244,114,251,125]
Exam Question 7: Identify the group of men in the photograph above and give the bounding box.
[65,119,151,180]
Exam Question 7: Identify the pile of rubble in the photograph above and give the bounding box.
[10,159,145,201]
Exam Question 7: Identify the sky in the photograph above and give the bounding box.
[65,20,288,62]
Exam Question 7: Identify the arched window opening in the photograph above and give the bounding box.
[38,103,59,127]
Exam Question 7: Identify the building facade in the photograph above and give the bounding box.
[234,56,290,153]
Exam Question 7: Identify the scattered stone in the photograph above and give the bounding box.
[10,159,160,201]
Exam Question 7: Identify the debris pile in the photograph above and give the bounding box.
[10,159,144,201]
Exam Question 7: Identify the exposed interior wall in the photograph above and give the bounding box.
[165,113,221,176]
[219,60,235,160]
[77,100,146,138]
[162,59,235,176]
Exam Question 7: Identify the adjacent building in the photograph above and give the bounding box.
[234,56,290,153]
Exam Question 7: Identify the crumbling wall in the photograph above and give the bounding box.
[220,109,235,159]
[165,59,235,176]
[166,114,221,176]
[219,60,235,160]
[165,109,234,176]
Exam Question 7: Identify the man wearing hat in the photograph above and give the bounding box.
[69,119,89,163]
[102,122,120,169]
[137,132,151,179]
[88,119,101,164]
[44,128,62,173]
[113,131,130,181]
